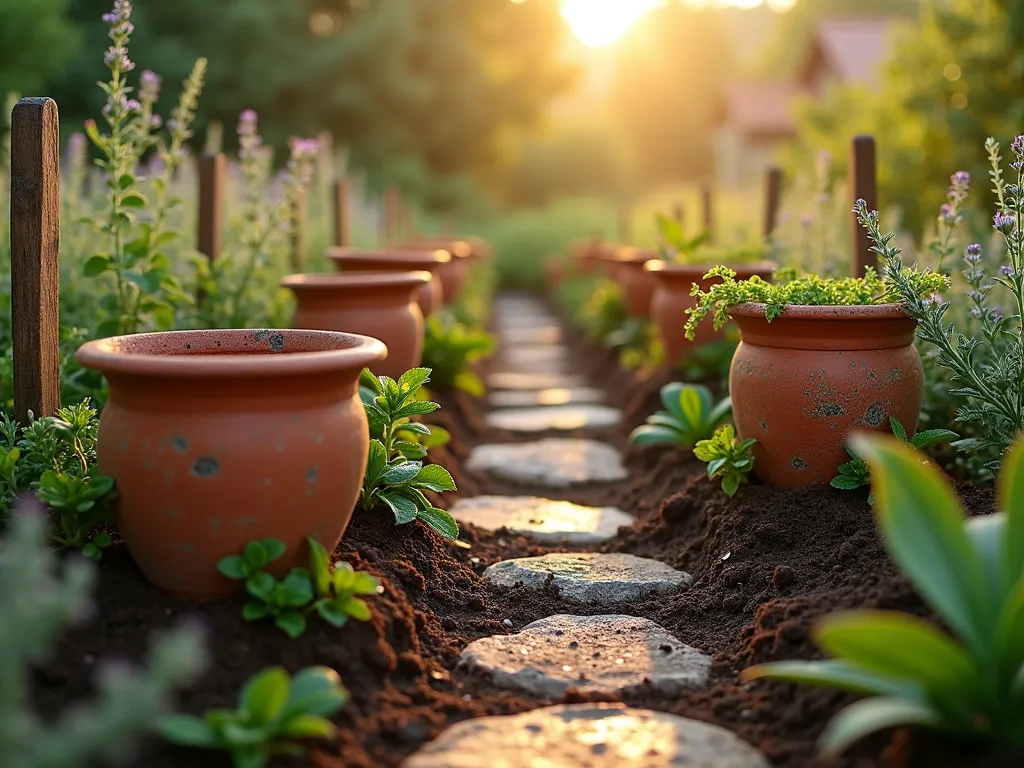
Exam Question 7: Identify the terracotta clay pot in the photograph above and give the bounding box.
[397,239,471,302]
[75,328,387,599]
[729,303,924,488]
[573,239,604,275]
[327,248,450,317]
[647,261,776,364]
[282,272,430,379]
[614,249,659,317]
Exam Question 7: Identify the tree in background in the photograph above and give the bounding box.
[0,0,78,98]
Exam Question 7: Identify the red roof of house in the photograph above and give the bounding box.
[718,81,803,137]
[802,18,893,87]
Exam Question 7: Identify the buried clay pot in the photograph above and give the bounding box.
[327,247,450,317]
[613,248,659,317]
[282,271,430,379]
[75,328,387,598]
[728,302,924,488]
[397,239,472,302]
[646,260,775,364]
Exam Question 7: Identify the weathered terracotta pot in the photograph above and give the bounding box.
[573,239,604,275]
[397,239,471,302]
[281,272,430,379]
[729,303,924,488]
[76,328,387,599]
[327,248,450,317]
[614,249,659,317]
[646,261,776,364]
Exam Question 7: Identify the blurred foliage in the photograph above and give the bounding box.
[0,0,78,98]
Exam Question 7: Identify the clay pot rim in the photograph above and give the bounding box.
[76,328,387,379]
[327,247,452,265]
[280,271,432,291]
[728,302,913,320]
[645,259,777,275]
[397,239,472,259]
[614,247,659,264]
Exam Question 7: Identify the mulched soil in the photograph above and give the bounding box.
[31,294,1018,768]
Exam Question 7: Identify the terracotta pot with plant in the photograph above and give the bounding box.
[684,265,949,488]
[75,329,387,598]
[282,272,430,379]
[328,248,451,317]
[397,239,472,302]
[613,248,660,317]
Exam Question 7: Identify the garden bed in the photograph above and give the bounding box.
[33,293,1004,768]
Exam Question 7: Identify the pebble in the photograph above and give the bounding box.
[449,496,634,544]
[486,404,622,432]
[466,439,627,487]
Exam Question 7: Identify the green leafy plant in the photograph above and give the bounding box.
[683,265,950,341]
[420,312,494,396]
[218,537,381,639]
[630,382,731,449]
[831,416,960,496]
[575,278,627,344]
[1,500,207,768]
[160,665,348,768]
[744,433,1024,757]
[656,212,708,262]
[359,368,460,539]
[693,424,756,496]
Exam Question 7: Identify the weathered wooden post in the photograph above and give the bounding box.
[672,201,686,228]
[850,135,878,277]
[381,186,400,246]
[702,182,713,242]
[332,178,349,248]
[290,186,307,272]
[196,152,224,303]
[10,97,60,421]
[764,166,783,239]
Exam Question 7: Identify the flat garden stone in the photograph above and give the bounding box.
[405,703,771,768]
[502,344,570,366]
[466,439,627,487]
[484,553,692,604]
[486,404,622,432]
[449,496,634,543]
[488,386,603,409]
[501,325,562,345]
[487,372,587,391]
[457,614,710,697]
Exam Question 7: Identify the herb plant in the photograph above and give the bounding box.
[1,500,207,768]
[630,382,732,449]
[420,313,495,396]
[683,265,950,341]
[745,433,1024,757]
[359,368,460,539]
[859,136,1024,465]
[160,666,348,768]
[656,212,708,262]
[693,424,756,496]
[218,537,382,639]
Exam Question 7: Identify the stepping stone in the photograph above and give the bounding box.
[501,326,562,345]
[450,496,634,543]
[486,404,622,432]
[405,703,771,768]
[487,372,586,391]
[488,387,603,409]
[494,315,561,332]
[484,553,692,604]
[457,614,710,697]
[466,439,627,487]
[502,344,570,366]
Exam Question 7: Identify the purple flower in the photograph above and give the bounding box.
[123,98,141,113]
[1012,135,1024,157]
[940,203,957,225]
[964,243,982,263]
[951,170,970,186]
[139,69,162,102]
[994,212,1015,234]
[66,132,86,160]
[101,0,132,22]
[104,45,134,72]
[150,114,162,129]
[289,137,319,158]
[1000,264,1015,276]
[238,110,258,134]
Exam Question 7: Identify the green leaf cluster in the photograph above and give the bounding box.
[160,666,348,768]
[574,278,627,345]
[420,313,494,396]
[630,383,731,450]
[218,538,382,639]
[693,424,756,497]
[655,213,708,262]
[358,369,460,539]
[746,434,1024,757]
[683,265,950,341]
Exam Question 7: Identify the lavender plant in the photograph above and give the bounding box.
[856,136,1024,465]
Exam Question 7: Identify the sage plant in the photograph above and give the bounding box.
[856,136,1024,465]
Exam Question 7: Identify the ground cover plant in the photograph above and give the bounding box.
[630,382,731,449]
[693,423,756,497]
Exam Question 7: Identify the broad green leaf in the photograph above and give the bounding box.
[278,714,336,739]
[660,382,686,420]
[262,539,286,562]
[708,396,732,426]
[398,367,432,394]
[306,537,332,596]
[679,386,707,432]
[815,611,982,702]
[706,457,727,477]
[889,416,908,442]
[412,464,457,492]
[231,743,269,768]
[381,490,419,524]
[630,424,686,447]
[316,600,349,627]
[240,667,289,724]
[246,572,276,601]
[345,597,372,622]
[120,193,147,207]
[284,667,349,718]
[243,602,271,621]
[398,422,431,436]
[83,254,113,277]
[276,612,308,639]
[743,659,927,700]
[382,377,401,408]
[244,540,269,568]
[850,434,995,655]
[454,370,484,396]
[380,461,422,485]
[910,429,960,449]
[117,173,135,190]
[359,368,383,395]
[819,697,940,758]
[218,556,248,580]
[364,440,389,487]
[394,400,441,420]
[830,475,867,491]
[417,506,460,539]
[996,581,1024,681]
[965,515,1009,602]
[394,440,428,460]
[158,715,222,747]
[422,425,451,448]
[722,473,740,497]
[999,438,1024,588]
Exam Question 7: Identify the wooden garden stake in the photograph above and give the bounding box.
[332,178,350,247]
[702,183,714,242]
[382,186,400,245]
[764,166,783,238]
[290,186,307,272]
[672,202,686,227]
[197,153,224,262]
[850,135,878,278]
[10,97,60,422]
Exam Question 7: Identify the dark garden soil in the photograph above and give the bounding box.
[32,294,1015,768]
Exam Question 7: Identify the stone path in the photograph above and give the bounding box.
[405,703,772,768]
[484,553,692,604]
[415,293,768,765]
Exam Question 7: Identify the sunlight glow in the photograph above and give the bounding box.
[560,0,664,48]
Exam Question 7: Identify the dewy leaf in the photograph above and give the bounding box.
[360,368,383,395]
[910,429,960,449]
[83,254,113,277]
[889,416,909,442]
[398,367,432,394]
[412,464,457,492]
[417,507,460,539]
[240,667,290,725]
[818,697,940,759]
[850,434,995,656]
[283,667,349,718]
[381,490,419,524]
[380,461,422,485]
[660,382,686,420]
[364,440,389,487]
